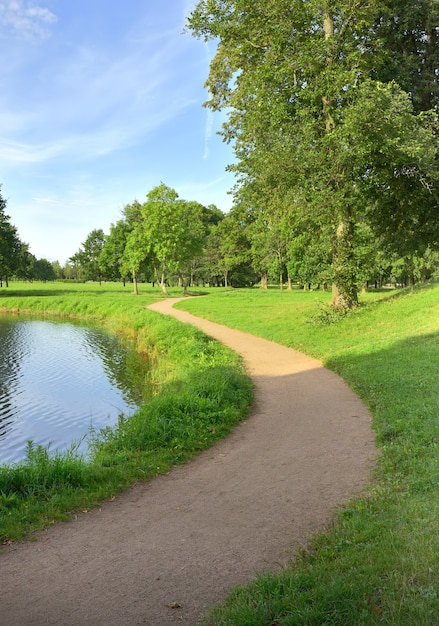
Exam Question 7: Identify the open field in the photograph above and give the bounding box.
[175,283,439,625]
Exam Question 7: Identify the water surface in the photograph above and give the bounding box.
[0,316,150,464]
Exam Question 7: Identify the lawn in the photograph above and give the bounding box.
[175,283,439,625]
[1,280,439,624]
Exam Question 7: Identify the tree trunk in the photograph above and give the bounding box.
[154,265,168,295]
[322,5,336,131]
[132,270,138,295]
[287,274,293,291]
[323,6,357,310]
[159,272,168,295]
[179,273,188,295]
[260,273,268,289]
[331,214,358,310]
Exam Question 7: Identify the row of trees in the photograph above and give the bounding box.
[0,185,80,285]
[70,184,225,293]
[1,173,438,291]
[185,0,439,308]
[68,181,439,293]
[0,187,30,286]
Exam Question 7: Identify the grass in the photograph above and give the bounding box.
[0,281,252,542]
[174,283,439,625]
[2,280,439,624]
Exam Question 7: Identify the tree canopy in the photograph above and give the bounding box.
[187,0,439,308]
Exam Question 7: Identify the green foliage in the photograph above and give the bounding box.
[69,229,106,282]
[187,0,439,309]
[0,186,27,284]
[99,220,131,282]
[32,258,57,282]
[142,184,207,292]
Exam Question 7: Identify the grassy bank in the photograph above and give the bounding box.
[0,282,252,542]
[176,284,439,625]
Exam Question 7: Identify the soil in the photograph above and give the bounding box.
[0,298,376,626]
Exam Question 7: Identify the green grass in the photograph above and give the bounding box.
[174,283,439,625]
[0,281,252,541]
[3,281,439,624]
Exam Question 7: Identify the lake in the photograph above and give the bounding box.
[0,316,151,465]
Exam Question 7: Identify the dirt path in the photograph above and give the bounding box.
[0,299,375,626]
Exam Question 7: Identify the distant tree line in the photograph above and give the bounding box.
[1,178,439,291]
[0,186,31,287]
[67,182,439,293]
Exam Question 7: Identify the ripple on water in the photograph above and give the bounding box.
[0,317,148,464]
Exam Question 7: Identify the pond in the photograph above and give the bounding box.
[0,316,151,465]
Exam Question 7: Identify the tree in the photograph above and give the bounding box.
[0,187,25,287]
[116,200,152,293]
[51,260,65,280]
[120,223,151,295]
[187,0,439,309]
[32,258,57,282]
[208,209,252,287]
[70,229,106,283]
[99,219,131,283]
[189,203,225,286]
[141,184,206,294]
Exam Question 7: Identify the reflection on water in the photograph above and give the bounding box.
[0,316,151,464]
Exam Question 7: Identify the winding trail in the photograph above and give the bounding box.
[0,299,375,626]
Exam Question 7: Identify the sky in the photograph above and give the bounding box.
[0,0,235,264]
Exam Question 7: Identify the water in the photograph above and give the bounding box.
[0,316,151,464]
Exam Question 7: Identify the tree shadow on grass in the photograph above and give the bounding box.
[326,330,439,455]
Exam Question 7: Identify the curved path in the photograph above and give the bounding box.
[0,299,375,626]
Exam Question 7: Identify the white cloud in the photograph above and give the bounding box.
[0,1,57,39]
[0,31,202,167]
[0,90,198,167]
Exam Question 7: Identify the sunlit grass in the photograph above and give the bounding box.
[3,280,439,624]
[175,282,439,625]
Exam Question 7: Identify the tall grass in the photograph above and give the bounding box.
[0,282,252,541]
[176,283,439,625]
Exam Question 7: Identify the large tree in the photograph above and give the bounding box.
[187,0,439,308]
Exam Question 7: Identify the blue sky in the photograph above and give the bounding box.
[0,0,234,264]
